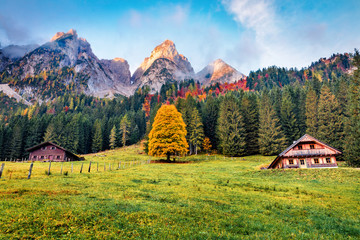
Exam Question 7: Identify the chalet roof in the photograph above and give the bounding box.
[267,134,342,169]
[26,141,80,160]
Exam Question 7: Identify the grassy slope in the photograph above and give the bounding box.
[0,146,359,239]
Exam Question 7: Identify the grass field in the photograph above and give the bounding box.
[0,145,359,239]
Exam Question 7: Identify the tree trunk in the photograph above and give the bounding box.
[167,153,170,162]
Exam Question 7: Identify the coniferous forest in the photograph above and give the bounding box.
[0,51,359,167]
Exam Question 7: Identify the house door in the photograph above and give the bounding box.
[299,159,307,168]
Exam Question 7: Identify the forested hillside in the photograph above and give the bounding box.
[0,51,359,166]
[246,53,353,90]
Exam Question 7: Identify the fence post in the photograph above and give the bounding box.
[0,163,5,178]
[88,161,92,173]
[48,161,51,176]
[80,163,83,173]
[71,163,73,173]
[60,163,63,174]
[97,162,99,172]
[27,162,34,179]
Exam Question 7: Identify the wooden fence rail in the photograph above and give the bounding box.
[0,159,152,180]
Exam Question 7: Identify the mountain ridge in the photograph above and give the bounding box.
[0,29,356,102]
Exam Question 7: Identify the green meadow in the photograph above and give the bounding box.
[0,145,359,239]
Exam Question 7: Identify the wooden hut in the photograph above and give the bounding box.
[267,134,341,169]
[27,142,81,162]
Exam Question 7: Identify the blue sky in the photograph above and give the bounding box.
[0,0,359,74]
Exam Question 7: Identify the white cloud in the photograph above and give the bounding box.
[169,5,188,25]
[221,0,319,73]
[222,0,277,37]
[129,10,143,28]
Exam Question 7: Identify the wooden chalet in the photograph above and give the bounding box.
[268,134,341,169]
[27,142,81,162]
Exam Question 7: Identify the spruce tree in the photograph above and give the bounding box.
[109,125,117,150]
[120,114,131,147]
[280,89,299,144]
[63,114,80,153]
[344,49,360,166]
[92,120,103,153]
[10,123,23,160]
[202,96,219,150]
[258,91,286,155]
[189,108,204,155]
[305,86,318,136]
[317,84,343,150]
[43,124,56,143]
[241,93,259,155]
[217,94,246,156]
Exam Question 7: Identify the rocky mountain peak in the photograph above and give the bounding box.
[197,59,245,86]
[50,29,79,42]
[131,39,194,93]
[140,39,183,71]
[113,57,126,63]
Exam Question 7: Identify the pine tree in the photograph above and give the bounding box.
[241,93,259,155]
[189,108,204,155]
[92,120,103,153]
[10,123,23,160]
[292,83,307,135]
[148,104,188,161]
[109,125,117,150]
[43,124,56,142]
[178,95,197,154]
[305,86,318,136]
[120,114,131,147]
[63,114,80,153]
[344,49,360,166]
[217,94,246,156]
[317,84,343,150]
[202,96,219,150]
[280,89,299,144]
[258,91,286,155]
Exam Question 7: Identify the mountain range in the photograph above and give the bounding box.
[0,29,245,101]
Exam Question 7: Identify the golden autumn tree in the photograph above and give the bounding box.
[202,137,212,154]
[148,104,188,161]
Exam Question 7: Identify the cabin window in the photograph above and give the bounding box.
[57,156,61,159]
[310,144,315,149]
[300,159,305,165]
[33,155,37,159]
[41,147,47,150]
[326,158,331,163]
[50,147,56,150]
[314,158,319,164]
[40,156,44,159]
[298,145,303,150]
[289,159,294,165]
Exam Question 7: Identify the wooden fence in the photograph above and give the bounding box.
[0,159,152,180]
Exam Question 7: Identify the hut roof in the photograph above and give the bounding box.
[26,141,80,160]
[267,134,342,169]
